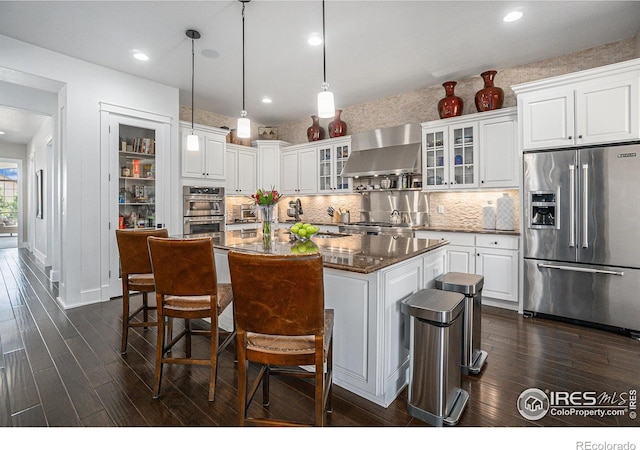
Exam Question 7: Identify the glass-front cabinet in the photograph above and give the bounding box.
[118,124,156,229]
[317,138,351,193]
[423,128,446,188]
[422,122,478,190]
[451,125,476,187]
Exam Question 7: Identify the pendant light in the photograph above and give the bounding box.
[186,29,201,151]
[237,0,251,139]
[317,0,335,118]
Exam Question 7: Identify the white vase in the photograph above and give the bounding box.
[496,193,515,231]
[482,201,496,229]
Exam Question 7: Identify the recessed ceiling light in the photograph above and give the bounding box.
[503,11,523,22]
[308,33,322,46]
[0,131,5,135]
[262,97,273,104]
[201,48,219,59]
[132,50,149,61]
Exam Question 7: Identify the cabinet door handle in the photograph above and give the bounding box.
[568,136,573,140]
[578,135,583,139]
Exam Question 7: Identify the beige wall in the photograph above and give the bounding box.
[182,38,636,143]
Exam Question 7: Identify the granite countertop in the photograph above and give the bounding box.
[203,229,447,274]
[412,225,520,236]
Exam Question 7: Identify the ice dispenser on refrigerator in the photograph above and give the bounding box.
[529,191,556,228]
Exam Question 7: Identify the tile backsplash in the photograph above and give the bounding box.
[428,189,520,231]
[226,190,519,230]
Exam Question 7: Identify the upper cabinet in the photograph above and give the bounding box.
[422,107,517,191]
[513,58,640,151]
[226,144,257,195]
[317,137,352,193]
[180,122,228,181]
[255,140,290,191]
[281,145,318,194]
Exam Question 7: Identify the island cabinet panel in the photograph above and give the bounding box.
[422,249,446,288]
[324,270,376,394]
[380,259,422,402]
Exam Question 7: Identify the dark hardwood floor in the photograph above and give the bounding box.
[1,247,639,430]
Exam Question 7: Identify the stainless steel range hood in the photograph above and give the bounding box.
[341,123,421,177]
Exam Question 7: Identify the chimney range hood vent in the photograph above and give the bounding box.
[340,123,422,178]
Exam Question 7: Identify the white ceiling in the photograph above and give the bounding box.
[0,107,50,145]
[0,1,639,137]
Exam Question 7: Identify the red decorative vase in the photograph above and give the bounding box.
[438,81,463,119]
[306,115,324,142]
[475,70,504,112]
[328,109,347,138]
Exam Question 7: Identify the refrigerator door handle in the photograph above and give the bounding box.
[569,164,576,248]
[582,163,589,248]
[537,263,624,276]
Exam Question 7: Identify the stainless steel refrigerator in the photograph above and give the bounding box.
[523,143,640,335]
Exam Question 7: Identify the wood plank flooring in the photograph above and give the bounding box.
[1,247,639,430]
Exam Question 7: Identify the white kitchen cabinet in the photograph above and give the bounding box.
[422,108,519,191]
[280,146,317,194]
[180,122,227,181]
[225,144,257,195]
[414,230,519,308]
[475,235,519,304]
[414,230,475,274]
[422,123,478,190]
[317,137,352,193]
[478,109,518,188]
[514,59,640,151]
[255,140,289,191]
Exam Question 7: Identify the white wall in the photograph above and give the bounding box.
[27,116,52,265]
[0,34,180,309]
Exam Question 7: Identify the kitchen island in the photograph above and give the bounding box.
[210,229,448,407]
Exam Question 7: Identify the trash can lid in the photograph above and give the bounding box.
[401,289,464,324]
[435,272,484,295]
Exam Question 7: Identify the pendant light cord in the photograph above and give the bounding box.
[191,36,195,129]
[322,0,327,84]
[242,1,246,112]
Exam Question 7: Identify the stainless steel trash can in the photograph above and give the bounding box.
[401,289,469,426]
[435,272,488,375]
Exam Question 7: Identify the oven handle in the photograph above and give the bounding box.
[184,217,224,224]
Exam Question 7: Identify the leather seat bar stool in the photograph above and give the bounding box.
[228,251,333,426]
[115,228,169,354]
[147,236,235,402]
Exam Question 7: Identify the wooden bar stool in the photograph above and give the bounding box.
[228,251,333,426]
[115,228,169,354]
[147,236,235,402]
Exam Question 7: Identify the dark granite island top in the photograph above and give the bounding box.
[204,229,447,274]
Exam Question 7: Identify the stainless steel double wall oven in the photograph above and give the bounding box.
[183,186,225,236]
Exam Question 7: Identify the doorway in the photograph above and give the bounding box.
[0,161,19,248]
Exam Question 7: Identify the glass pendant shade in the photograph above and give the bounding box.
[237,111,251,138]
[186,132,199,151]
[318,89,335,118]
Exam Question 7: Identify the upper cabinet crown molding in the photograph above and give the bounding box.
[511,58,640,95]
[513,59,640,150]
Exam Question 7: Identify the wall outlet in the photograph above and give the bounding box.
[437,205,444,214]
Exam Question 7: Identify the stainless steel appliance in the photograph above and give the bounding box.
[183,186,225,236]
[523,143,640,335]
[234,203,257,222]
